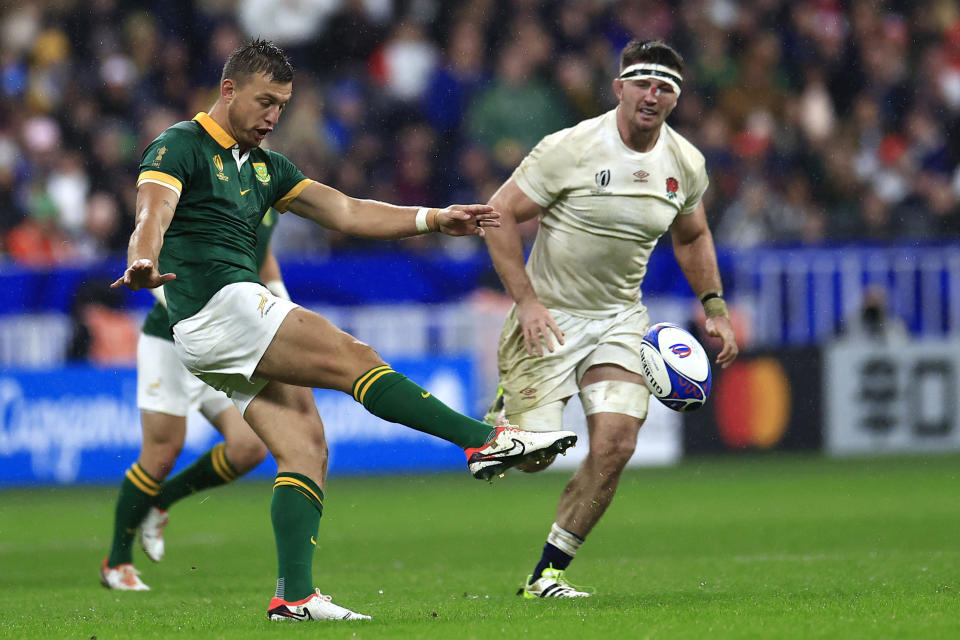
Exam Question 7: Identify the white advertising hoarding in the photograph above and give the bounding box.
[825,339,960,455]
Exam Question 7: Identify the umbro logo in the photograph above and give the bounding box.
[633,169,649,183]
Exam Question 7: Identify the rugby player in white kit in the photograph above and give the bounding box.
[483,39,739,598]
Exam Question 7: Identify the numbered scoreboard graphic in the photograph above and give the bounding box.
[824,340,960,455]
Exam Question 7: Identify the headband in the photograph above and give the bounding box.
[619,63,683,95]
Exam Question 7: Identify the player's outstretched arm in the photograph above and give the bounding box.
[485,179,564,357]
[110,182,178,291]
[670,202,739,367]
[285,182,500,239]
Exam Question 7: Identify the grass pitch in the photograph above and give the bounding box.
[0,454,957,639]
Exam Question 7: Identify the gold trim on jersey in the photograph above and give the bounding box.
[137,170,183,195]
[273,178,314,213]
[193,112,236,149]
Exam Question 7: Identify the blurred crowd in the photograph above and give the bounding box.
[3,0,960,266]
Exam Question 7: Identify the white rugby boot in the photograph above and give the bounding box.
[465,425,577,481]
[267,589,371,621]
[139,506,168,562]
[99,558,150,591]
[520,567,591,599]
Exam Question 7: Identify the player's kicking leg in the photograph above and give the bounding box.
[256,307,578,478]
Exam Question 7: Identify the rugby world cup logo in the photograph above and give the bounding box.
[213,154,229,182]
[592,169,611,195]
[670,343,692,358]
[595,169,610,188]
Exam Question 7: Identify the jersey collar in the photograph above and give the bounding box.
[193,112,237,149]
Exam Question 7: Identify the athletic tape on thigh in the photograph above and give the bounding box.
[578,380,649,419]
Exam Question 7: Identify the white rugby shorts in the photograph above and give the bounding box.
[136,333,234,419]
[172,281,299,415]
[497,303,651,424]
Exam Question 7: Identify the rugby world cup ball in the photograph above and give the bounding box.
[639,322,712,412]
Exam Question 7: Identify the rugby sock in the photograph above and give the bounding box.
[272,473,324,602]
[530,522,583,584]
[352,365,494,449]
[107,463,160,567]
[157,443,238,510]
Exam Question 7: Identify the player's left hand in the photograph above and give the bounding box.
[110,258,176,291]
[705,315,738,368]
[437,205,501,237]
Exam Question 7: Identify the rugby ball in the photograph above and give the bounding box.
[639,322,712,412]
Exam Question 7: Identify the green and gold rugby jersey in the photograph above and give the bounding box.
[137,112,312,327]
[141,207,282,340]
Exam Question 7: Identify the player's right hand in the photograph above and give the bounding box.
[110,258,176,291]
[705,314,739,368]
[517,299,564,356]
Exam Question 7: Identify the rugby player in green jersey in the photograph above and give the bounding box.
[110,40,577,621]
[101,211,284,592]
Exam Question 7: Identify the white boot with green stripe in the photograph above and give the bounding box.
[519,567,591,599]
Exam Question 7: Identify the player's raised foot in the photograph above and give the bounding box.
[518,567,590,599]
[466,425,577,481]
[482,386,507,426]
[268,589,371,621]
[99,558,150,591]
[139,506,168,563]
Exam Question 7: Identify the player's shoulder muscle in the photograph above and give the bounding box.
[664,124,706,173]
[535,111,608,165]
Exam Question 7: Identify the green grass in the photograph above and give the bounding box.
[1,454,958,639]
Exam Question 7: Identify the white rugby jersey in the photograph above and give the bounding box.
[512,108,708,318]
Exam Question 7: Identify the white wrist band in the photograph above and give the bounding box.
[150,285,168,308]
[415,207,431,234]
[265,279,290,301]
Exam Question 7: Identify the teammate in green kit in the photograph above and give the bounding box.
[100,211,285,592]
[109,39,577,621]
